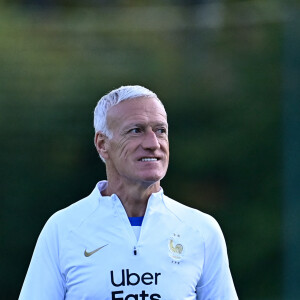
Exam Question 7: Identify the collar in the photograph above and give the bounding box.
[94,180,165,215]
[96,180,164,199]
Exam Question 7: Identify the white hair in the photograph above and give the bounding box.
[94,85,164,162]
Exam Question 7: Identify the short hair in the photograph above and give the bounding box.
[94,85,164,138]
[94,85,165,162]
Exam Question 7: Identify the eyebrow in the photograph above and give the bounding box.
[152,122,169,129]
[126,122,168,128]
[122,122,168,132]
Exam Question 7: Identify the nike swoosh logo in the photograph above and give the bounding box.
[84,244,108,257]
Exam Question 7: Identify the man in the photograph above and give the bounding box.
[19,85,238,299]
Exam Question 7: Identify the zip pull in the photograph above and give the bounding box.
[133,247,137,255]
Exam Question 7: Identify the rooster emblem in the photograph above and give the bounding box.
[168,234,184,261]
[169,239,183,254]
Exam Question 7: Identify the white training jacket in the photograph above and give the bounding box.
[19,181,238,300]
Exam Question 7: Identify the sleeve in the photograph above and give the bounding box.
[19,215,66,300]
[196,217,238,300]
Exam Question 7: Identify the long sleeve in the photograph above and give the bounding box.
[196,218,238,300]
[19,216,66,300]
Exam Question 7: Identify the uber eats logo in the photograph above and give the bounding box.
[110,269,161,300]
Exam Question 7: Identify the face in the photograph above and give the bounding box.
[97,97,169,187]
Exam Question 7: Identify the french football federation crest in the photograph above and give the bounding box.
[168,233,184,262]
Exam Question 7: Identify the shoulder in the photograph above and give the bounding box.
[42,186,100,238]
[163,195,223,240]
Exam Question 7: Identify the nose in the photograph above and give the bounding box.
[142,130,160,150]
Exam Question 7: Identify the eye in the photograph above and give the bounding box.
[156,128,167,135]
[129,128,141,134]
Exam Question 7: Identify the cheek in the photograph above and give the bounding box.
[161,140,169,154]
[114,139,134,159]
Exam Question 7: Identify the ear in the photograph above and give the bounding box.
[94,132,109,160]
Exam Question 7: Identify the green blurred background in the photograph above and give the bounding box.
[1,0,299,299]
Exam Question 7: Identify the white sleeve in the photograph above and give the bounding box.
[19,216,66,300]
[196,217,238,300]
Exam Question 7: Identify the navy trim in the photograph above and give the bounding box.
[128,216,144,226]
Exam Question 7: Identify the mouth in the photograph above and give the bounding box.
[139,157,159,162]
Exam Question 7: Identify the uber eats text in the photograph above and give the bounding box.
[110,269,161,300]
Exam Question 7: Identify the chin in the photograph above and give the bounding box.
[139,173,166,185]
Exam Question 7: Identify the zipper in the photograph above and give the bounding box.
[113,194,139,256]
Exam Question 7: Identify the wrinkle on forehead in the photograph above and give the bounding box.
[106,97,167,134]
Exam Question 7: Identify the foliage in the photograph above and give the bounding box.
[0,2,283,299]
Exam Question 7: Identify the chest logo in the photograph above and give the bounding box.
[168,233,184,263]
[84,244,108,257]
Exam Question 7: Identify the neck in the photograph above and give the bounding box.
[102,178,161,217]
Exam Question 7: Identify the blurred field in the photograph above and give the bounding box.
[0,1,296,299]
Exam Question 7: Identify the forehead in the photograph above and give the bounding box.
[107,97,167,130]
